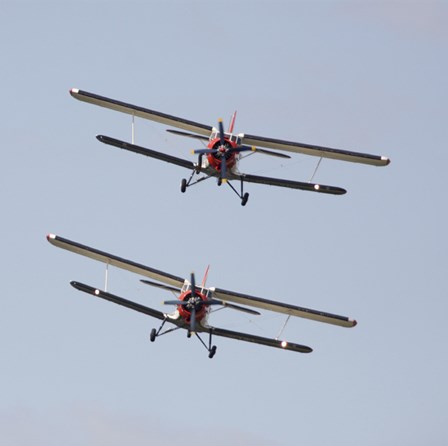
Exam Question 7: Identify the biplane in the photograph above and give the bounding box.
[47,233,357,358]
[70,88,390,206]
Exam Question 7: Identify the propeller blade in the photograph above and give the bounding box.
[190,305,196,333]
[166,129,209,141]
[220,154,227,183]
[190,272,196,298]
[163,300,188,306]
[218,119,226,147]
[140,279,181,293]
[192,148,218,155]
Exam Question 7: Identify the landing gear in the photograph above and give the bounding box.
[208,345,217,359]
[149,317,181,343]
[225,177,250,206]
[179,164,212,194]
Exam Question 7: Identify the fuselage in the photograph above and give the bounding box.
[175,279,211,327]
[203,124,243,175]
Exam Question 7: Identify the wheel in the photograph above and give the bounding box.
[217,178,222,187]
[150,328,157,342]
[180,178,187,193]
[208,345,217,359]
[187,331,192,338]
[241,192,249,206]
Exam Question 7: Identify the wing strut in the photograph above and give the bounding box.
[309,157,323,183]
[276,315,291,340]
[105,261,109,292]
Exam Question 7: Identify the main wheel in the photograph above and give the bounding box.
[241,192,249,206]
[150,328,157,342]
[217,178,222,187]
[208,345,217,359]
[181,178,187,193]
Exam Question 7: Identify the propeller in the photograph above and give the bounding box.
[191,119,291,184]
[162,272,262,333]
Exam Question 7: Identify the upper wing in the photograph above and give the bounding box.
[47,234,185,288]
[96,135,195,170]
[211,287,357,328]
[70,88,212,137]
[201,325,312,354]
[242,133,390,167]
[230,172,346,195]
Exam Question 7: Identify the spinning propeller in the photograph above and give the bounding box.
[161,272,260,334]
[191,119,290,184]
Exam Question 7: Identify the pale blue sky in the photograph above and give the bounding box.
[2,1,448,445]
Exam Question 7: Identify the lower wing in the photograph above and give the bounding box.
[97,135,345,195]
[70,281,168,322]
[96,135,195,170]
[231,172,346,195]
[71,282,311,353]
[202,326,312,353]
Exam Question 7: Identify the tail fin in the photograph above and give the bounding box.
[228,111,237,133]
[201,265,210,288]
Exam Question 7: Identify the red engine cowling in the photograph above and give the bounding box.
[206,138,238,172]
[177,290,208,323]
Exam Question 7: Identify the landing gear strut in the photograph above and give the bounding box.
[193,330,218,359]
[226,178,250,206]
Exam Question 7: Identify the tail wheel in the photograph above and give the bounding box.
[181,178,187,193]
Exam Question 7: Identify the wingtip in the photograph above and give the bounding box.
[69,87,79,96]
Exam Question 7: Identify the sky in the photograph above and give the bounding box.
[1,0,448,445]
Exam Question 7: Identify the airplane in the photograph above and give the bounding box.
[70,88,390,206]
[47,233,357,358]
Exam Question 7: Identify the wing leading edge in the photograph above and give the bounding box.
[242,133,390,167]
[212,287,357,328]
[47,234,184,288]
[70,88,212,136]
